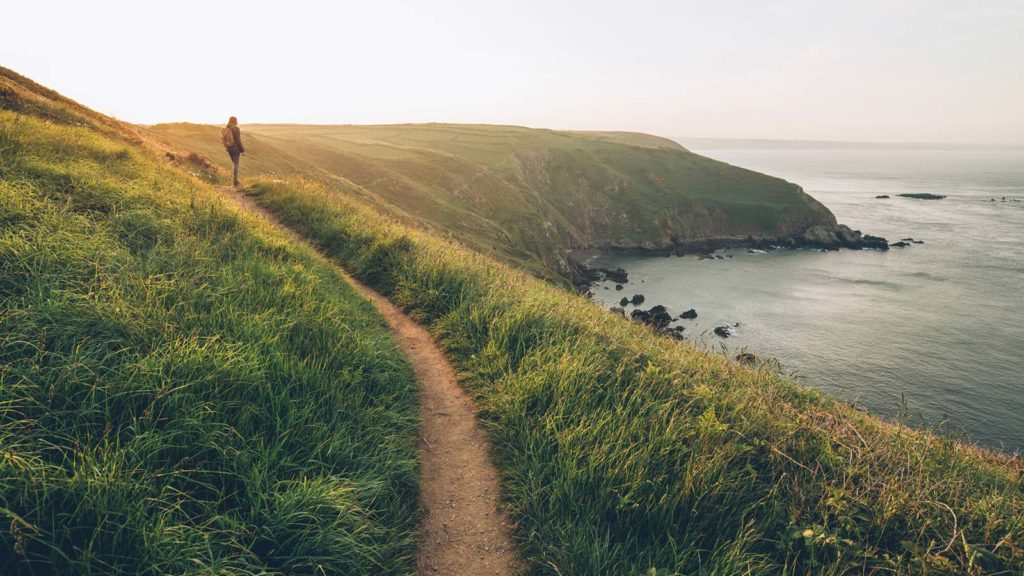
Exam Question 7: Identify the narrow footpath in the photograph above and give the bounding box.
[220,187,523,575]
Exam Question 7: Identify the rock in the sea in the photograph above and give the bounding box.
[714,326,732,338]
[615,284,624,291]
[619,297,630,307]
[679,308,698,320]
[584,266,629,284]
[605,268,629,283]
[898,193,945,200]
[630,308,651,323]
[875,194,890,199]
[889,241,911,248]
[901,238,924,244]
[801,224,889,251]
[630,294,645,305]
[630,305,673,329]
[735,352,756,364]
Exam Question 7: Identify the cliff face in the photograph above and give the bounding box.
[147,122,862,283]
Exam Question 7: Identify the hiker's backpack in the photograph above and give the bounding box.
[221,126,235,149]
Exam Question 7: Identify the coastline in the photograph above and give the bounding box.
[568,226,890,288]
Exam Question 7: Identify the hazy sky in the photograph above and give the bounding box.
[3,0,1023,143]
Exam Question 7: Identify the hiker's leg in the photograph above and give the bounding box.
[232,152,240,186]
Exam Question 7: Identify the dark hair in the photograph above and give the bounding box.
[227,116,238,126]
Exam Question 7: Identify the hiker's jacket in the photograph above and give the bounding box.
[228,125,244,155]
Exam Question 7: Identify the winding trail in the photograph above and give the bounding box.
[219,187,523,575]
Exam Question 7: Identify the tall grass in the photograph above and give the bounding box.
[0,112,420,574]
[253,178,1024,575]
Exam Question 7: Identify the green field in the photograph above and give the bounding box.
[250,176,1024,575]
[149,122,837,282]
[0,71,419,574]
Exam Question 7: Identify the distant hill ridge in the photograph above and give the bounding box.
[149,122,882,283]
[677,136,1024,150]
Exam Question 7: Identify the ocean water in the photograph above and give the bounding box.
[589,148,1024,453]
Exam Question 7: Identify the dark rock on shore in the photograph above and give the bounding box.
[714,326,732,338]
[619,297,629,307]
[615,284,624,290]
[679,308,698,320]
[875,195,890,199]
[898,193,945,200]
[582,266,629,285]
[800,224,889,251]
[630,294,645,305]
[575,222,890,292]
[630,305,673,329]
[735,352,756,364]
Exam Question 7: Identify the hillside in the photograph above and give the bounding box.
[148,122,871,283]
[0,69,419,573]
[251,175,1024,574]
[4,68,1022,574]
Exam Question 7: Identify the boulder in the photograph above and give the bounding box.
[603,267,629,283]
[679,308,698,320]
[619,297,630,307]
[630,294,645,305]
[630,305,672,329]
[615,284,624,291]
[666,327,686,341]
[735,352,756,364]
[714,326,732,338]
[875,194,890,199]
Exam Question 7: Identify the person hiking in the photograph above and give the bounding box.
[222,116,244,187]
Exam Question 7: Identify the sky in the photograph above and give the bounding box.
[3,0,1023,144]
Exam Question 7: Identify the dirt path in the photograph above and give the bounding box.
[220,187,523,575]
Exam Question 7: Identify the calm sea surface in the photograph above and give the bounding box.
[589,148,1024,453]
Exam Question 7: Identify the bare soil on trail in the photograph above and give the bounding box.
[220,186,523,575]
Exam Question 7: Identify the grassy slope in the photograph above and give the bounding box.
[0,87,419,572]
[148,122,837,281]
[252,177,1024,575]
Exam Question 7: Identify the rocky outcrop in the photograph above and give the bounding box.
[799,224,888,251]
[898,193,945,200]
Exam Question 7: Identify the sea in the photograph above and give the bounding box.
[588,147,1024,454]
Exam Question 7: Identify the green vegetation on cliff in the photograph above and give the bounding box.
[251,177,1023,575]
[0,78,419,574]
[4,67,1022,575]
[149,122,837,281]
